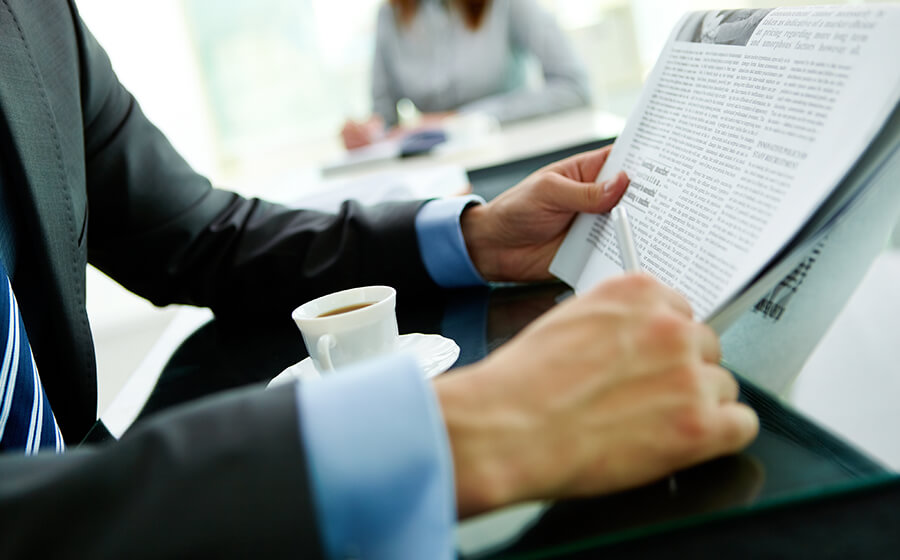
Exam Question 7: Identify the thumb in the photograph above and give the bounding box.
[545,171,630,214]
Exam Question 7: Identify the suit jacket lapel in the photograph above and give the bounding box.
[0,0,83,295]
[0,0,97,441]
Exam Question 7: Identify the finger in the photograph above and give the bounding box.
[544,170,629,214]
[655,283,694,319]
[342,124,361,137]
[693,322,722,364]
[713,401,760,452]
[568,146,615,182]
[590,273,691,318]
[625,277,691,319]
[344,134,367,150]
[702,363,739,403]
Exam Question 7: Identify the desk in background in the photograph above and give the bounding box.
[320,108,625,181]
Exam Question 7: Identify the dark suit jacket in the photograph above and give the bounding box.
[0,1,438,556]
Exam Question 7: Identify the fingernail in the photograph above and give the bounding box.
[601,176,617,194]
[604,172,627,193]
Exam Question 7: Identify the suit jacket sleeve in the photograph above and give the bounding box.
[0,383,324,558]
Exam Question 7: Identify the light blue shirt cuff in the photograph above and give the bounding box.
[416,196,487,288]
[296,353,455,560]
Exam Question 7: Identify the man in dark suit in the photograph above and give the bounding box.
[0,1,758,557]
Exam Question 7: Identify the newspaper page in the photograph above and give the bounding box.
[551,5,900,323]
[721,108,899,393]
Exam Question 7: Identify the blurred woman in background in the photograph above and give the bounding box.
[341,0,591,149]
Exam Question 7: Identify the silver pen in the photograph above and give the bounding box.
[612,205,678,494]
[611,206,641,272]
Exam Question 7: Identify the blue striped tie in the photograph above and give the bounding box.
[0,259,64,454]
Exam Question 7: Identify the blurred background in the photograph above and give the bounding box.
[76,0,898,412]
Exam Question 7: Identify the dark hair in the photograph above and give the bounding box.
[390,0,490,30]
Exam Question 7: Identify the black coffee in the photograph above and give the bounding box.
[317,302,376,318]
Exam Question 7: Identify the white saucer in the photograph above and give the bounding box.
[267,333,460,388]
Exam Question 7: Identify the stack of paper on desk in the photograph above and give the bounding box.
[551,5,900,393]
[290,164,470,213]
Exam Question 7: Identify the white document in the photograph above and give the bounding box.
[320,138,403,177]
[290,164,470,213]
[551,6,900,324]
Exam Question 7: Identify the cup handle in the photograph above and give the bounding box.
[317,334,337,372]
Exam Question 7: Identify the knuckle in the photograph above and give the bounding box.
[626,273,658,292]
[697,322,720,345]
[671,401,714,444]
[598,273,656,300]
[542,171,565,189]
[716,380,740,408]
[647,312,693,352]
[584,279,618,302]
[667,364,705,395]
[528,173,561,199]
[716,365,739,394]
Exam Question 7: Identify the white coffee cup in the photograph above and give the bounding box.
[291,285,398,374]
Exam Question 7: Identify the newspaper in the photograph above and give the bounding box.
[550,5,900,392]
[720,108,899,393]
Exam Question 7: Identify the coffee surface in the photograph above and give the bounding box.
[317,302,376,318]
